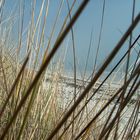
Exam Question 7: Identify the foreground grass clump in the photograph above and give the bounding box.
[0,0,140,140]
[0,49,65,139]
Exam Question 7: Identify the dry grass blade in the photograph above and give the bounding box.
[43,0,64,60]
[92,0,106,76]
[124,0,136,83]
[17,0,25,60]
[66,0,77,138]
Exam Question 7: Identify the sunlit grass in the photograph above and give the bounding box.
[0,0,140,140]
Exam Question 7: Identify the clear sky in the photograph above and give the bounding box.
[2,0,140,74]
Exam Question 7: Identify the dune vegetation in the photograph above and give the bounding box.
[0,0,140,140]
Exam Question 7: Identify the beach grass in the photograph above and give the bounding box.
[0,0,140,140]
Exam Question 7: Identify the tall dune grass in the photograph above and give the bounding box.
[0,0,140,140]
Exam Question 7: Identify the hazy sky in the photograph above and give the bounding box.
[2,0,140,73]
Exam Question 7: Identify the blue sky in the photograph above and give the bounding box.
[2,0,140,73]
